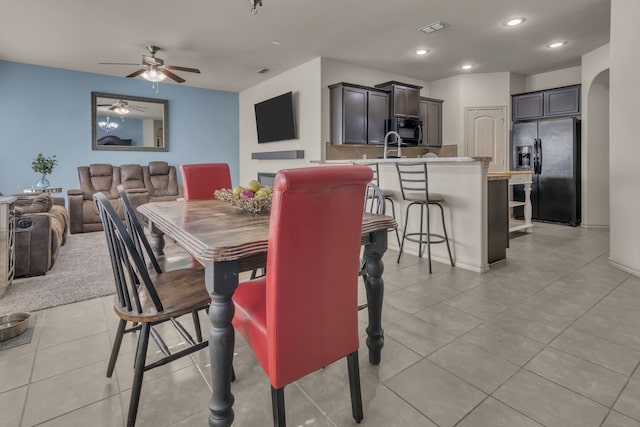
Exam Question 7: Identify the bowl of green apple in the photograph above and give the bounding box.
[214,180,272,214]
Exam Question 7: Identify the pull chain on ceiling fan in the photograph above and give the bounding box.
[99,45,201,85]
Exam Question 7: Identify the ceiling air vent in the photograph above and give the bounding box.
[257,68,271,74]
[420,21,449,34]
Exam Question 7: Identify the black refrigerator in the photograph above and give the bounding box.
[512,117,581,226]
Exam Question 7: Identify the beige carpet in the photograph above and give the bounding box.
[0,232,114,314]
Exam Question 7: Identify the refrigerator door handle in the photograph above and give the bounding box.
[537,138,542,175]
[532,138,539,174]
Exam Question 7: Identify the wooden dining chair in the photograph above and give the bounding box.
[231,165,372,427]
[112,185,205,358]
[94,192,211,427]
[179,163,232,200]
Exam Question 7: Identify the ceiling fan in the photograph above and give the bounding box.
[100,45,200,83]
[96,100,147,115]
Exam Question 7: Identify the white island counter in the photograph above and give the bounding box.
[313,157,494,273]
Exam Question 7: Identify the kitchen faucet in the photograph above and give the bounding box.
[383,131,403,159]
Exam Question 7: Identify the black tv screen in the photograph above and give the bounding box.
[254,91,296,143]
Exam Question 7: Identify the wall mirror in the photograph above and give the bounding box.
[92,92,168,151]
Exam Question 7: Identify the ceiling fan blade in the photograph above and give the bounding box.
[165,65,201,74]
[126,68,147,78]
[99,62,140,66]
[108,106,117,111]
[130,106,147,112]
[160,69,185,83]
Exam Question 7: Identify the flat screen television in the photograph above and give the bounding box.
[254,91,296,143]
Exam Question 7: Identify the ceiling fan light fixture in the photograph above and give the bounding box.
[142,66,167,83]
[113,106,130,115]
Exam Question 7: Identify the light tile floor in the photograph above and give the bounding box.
[2,223,640,426]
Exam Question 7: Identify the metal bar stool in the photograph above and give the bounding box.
[357,161,401,247]
[395,161,454,273]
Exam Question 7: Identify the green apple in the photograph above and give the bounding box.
[247,180,261,192]
[232,186,244,198]
[255,188,269,199]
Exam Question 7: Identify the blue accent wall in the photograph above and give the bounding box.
[0,60,239,197]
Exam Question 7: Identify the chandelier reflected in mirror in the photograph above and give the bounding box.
[98,116,119,133]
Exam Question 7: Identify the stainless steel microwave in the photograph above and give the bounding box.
[386,118,422,145]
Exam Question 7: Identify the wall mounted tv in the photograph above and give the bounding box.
[254,91,297,143]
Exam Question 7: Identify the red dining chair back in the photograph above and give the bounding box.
[232,165,372,426]
[180,163,232,200]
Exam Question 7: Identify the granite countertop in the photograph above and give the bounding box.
[311,157,491,165]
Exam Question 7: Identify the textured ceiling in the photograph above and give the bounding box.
[0,0,610,92]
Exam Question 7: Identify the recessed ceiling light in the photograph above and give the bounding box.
[547,41,567,48]
[415,49,429,55]
[271,41,281,45]
[460,64,474,70]
[503,17,526,26]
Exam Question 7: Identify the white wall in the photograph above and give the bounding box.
[430,72,511,154]
[320,58,430,153]
[430,75,463,149]
[581,43,610,228]
[510,73,526,95]
[239,58,322,185]
[525,66,582,92]
[609,0,640,275]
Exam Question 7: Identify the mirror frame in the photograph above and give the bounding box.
[91,91,169,152]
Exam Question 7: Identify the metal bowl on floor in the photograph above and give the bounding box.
[0,312,31,342]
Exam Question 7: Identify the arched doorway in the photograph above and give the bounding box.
[583,69,610,227]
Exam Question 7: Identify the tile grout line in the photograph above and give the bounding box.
[599,360,640,426]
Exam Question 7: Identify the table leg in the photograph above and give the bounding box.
[206,261,238,427]
[147,220,166,257]
[363,229,387,365]
[524,181,533,233]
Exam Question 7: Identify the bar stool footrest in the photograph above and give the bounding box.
[404,232,448,245]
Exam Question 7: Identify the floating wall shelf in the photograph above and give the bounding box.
[251,150,305,160]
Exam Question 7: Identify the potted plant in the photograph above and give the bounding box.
[31,153,58,189]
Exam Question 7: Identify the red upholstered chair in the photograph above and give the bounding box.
[232,165,372,427]
[179,163,232,200]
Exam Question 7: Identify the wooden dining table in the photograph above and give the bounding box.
[138,199,396,427]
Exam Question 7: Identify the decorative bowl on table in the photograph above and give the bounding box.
[214,180,272,214]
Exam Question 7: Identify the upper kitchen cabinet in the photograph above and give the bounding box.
[329,83,389,145]
[512,84,581,121]
[420,97,443,147]
[375,81,422,119]
[544,85,581,117]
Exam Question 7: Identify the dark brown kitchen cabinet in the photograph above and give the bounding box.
[375,81,422,119]
[544,85,581,117]
[512,92,544,120]
[512,84,580,121]
[329,82,389,145]
[487,179,508,264]
[420,97,443,147]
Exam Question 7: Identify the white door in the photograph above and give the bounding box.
[465,106,507,172]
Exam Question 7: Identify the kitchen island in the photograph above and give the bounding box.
[315,157,499,273]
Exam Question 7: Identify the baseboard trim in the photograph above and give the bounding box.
[608,258,640,278]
